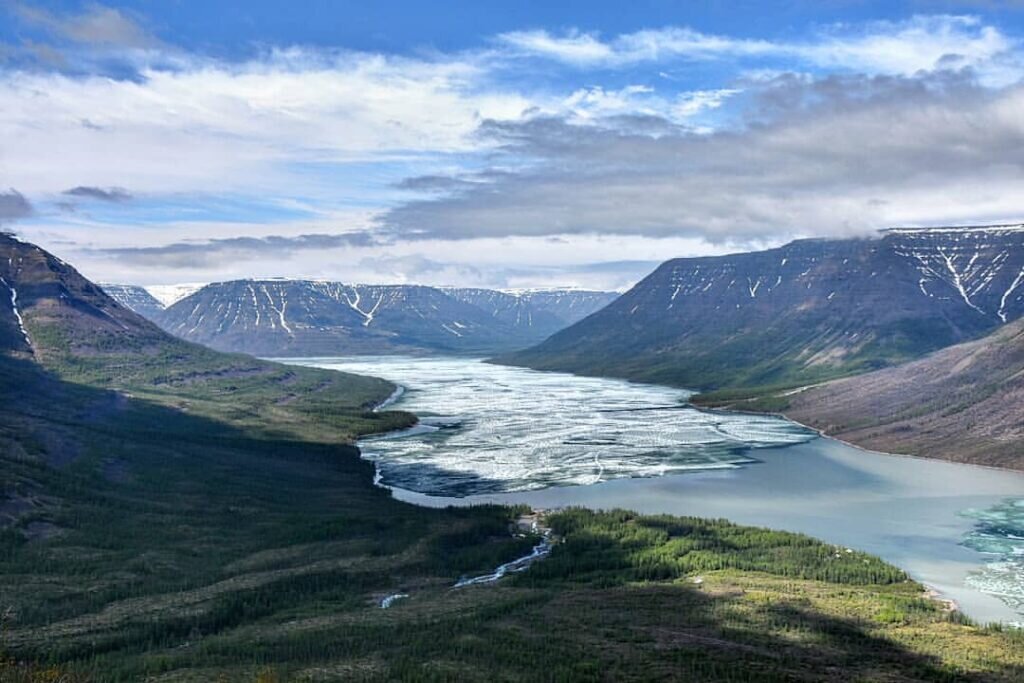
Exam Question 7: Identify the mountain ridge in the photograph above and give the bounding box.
[499,226,1024,392]
[149,279,618,356]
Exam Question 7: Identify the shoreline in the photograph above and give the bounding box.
[359,430,999,624]
[291,357,1021,625]
[778,413,1019,475]
[688,402,1020,475]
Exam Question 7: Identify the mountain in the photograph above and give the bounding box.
[155,280,618,356]
[443,288,618,338]
[500,226,1024,392]
[0,236,170,362]
[774,317,1024,469]
[99,283,166,320]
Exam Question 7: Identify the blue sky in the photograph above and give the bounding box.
[4,1,1024,288]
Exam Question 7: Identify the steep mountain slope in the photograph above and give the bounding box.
[444,288,618,338]
[99,283,166,320]
[501,226,1024,391]
[1,236,169,362]
[776,318,1024,469]
[155,280,576,356]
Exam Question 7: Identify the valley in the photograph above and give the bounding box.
[12,4,1024,680]
[5,233,1024,681]
[291,355,1024,626]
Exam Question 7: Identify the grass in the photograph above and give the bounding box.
[2,308,1024,680]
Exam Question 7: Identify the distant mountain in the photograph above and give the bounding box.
[156,280,520,356]
[500,226,1024,392]
[155,280,610,356]
[443,288,619,338]
[100,283,166,320]
[145,283,205,307]
[0,233,401,437]
[777,317,1024,469]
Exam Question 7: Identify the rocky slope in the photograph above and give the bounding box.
[99,283,166,320]
[776,318,1024,469]
[501,226,1024,391]
[0,234,169,361]
[156,280,617,356]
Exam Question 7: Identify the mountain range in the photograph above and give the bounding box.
[102,279,617,356]
[501,226,1024,394]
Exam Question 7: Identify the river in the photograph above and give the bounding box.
[284,355,1024,625]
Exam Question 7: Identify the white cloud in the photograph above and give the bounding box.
[498,30,614,65]
[381,74,1024,245]
[672,89,740,119]
[0,50,533,195]
[5,12,1024,290]
[497,16,1017,80]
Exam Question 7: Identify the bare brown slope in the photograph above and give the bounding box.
[781,318,1024,469]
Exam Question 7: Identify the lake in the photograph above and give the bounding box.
[285,355,1024,625]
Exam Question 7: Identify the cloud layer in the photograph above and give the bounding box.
[382,71,1024,244]
[497,16,1016,79]
[4,7,1024,287]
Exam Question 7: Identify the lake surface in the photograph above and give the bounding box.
[286,356,1024,625]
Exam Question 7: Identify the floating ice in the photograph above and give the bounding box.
[288,356,814,497]
[961,498,1024,618]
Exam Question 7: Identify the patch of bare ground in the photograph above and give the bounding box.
[782,318,1024,469]
[274,379,331,406]
[22,520,63,541]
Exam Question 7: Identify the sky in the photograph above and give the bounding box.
[4,1,1024,289]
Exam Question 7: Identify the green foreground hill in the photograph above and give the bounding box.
[2,234,1023,681]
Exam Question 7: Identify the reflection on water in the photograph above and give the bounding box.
[287,356,812,496]
[284,356,1024,625]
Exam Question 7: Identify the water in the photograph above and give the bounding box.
[285,356,1024,624]
[289,356,813,496]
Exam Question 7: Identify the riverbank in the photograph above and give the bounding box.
[294,355,1024,626]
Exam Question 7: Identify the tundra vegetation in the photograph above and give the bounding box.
[1,237,1023,680]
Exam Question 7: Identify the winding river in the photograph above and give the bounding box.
[285,356,1024,625]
